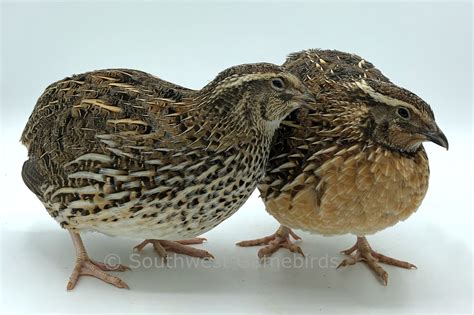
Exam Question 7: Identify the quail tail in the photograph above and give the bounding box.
[67,231,130,290]
[236,225,304,260]
[134,238,214,261]
[337,236,416,286]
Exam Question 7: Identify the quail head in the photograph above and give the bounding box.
[21,63,314,289]
[237,49,448,285]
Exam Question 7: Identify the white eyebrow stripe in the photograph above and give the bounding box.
[354,80,420,114]
[214,73,278,94]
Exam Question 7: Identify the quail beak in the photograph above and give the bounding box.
[295,91,317,110]
[424,125,449,150]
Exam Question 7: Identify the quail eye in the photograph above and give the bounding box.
[271,78,285,91]
[396,107,410,119]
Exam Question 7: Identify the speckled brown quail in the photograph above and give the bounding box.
[237,49,448,285]
[21,63,314,290]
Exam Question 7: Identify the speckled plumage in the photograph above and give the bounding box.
[261,50,432,236]
[21,63,314,289]
[238,49,448,284]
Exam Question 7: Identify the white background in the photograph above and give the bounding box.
[1,1,472,314]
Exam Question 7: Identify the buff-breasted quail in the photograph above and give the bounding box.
[237,49,448,285]
[21,63,315,289]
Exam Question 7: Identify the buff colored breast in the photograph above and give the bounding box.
[262,145,429,236]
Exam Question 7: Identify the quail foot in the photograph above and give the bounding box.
[21,63,315,289]
[238,49,448,285]
[236,225,304,260]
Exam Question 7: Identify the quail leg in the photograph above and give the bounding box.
[67,231,130,290]
[236,225,305,259]
[133,238,214,260]
[337,236,416,285]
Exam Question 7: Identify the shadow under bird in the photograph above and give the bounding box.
[21,63,315,289]
[238,49,448,285]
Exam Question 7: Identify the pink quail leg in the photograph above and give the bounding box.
[67,231,130,290]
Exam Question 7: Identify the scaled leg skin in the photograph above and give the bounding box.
[236,225,304,259]
[338,236,416,286]
[134,238,214,260]
[67,231,130,290]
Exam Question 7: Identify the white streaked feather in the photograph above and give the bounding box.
[105,191,131,200]
[122,180,141,189]
[129,170,155,177]
[68,199,96,209]
[52,186,98,199]
[64,153,113,166]
[100,168,127,176]
[144,185,173,196]
[68,171,105,182]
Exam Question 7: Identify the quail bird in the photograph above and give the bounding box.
[237,49,448,285]
[21,63,315,289]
